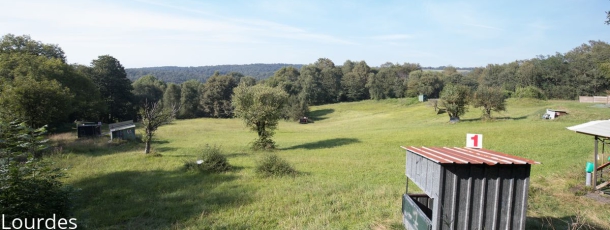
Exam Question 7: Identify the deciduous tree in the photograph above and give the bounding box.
[178,80,201,119]
[140,101,177,154]
[0,34,66,62]
[90,55,135,122]
[407,71,444,98]
[232,84,288,150]
[473,86,506,119]
[299,65,325,105]
[200,75,238,118]
[315,58,342,103]
[0,77,73,128]
[440,84,470,122]
[341,61,370,101]
[132,75,166,106]
[163,83,181,112]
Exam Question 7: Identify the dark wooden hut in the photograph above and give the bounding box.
[77,122,101,138]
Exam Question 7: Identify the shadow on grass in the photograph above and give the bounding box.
[460,115,528,122]
[308,108,334,121]
[225,152,249,158]
[154,146,177,152]
[282,138,360,150]
[60,138,143,157]
[152,140,170,144]
[164,154,198,158]
[71,169,252,229]
[526,215,607,230]
[498,115,528,120]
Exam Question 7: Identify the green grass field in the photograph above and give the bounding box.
[49,98,610,229]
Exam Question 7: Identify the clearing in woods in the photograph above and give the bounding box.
[50,98,610,229]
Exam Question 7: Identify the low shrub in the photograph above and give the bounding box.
[185,145,231,173]
[251,138,276,151]
[255,154,297,177]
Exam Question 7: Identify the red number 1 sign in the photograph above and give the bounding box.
[466,133,482,148]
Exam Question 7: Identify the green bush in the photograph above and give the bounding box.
[255,154,297,177]
[251,138,276,151]
[0,121,73,220]
[185,145,231,173]
[514,86,546,100]
[0,165,73,220]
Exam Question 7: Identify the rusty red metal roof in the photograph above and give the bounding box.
[401,146,540,165]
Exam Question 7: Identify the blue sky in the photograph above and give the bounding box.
[2,0,610,68]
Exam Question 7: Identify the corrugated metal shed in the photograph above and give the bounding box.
[109,120,136,140]
[567,120,610,138]
[401,146,539,230]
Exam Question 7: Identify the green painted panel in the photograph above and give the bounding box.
[402,194,432,230]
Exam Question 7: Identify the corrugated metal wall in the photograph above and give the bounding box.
[436,164,531,230]
[406,151,532,230]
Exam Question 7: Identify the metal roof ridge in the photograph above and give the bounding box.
[458,147,516,164]
[429,147,489,164]
[442,147,500,165]
[407,146,445,163]
[421,147,469,164]
[467,148,538,164]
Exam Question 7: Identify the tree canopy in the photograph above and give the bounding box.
[440,84,471,122]
[90,55,135,122]
[232,84,288,150]
[473,86,506,119]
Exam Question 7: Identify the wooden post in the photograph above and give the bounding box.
[405,177,409,194]
[594,136,599,187]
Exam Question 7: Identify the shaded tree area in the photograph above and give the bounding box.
[466,40,610,100]
[125,64,304,84]
[0,34,104,128]
[89,55,136,122]
[200,73,239,118]
[132,75,166,106]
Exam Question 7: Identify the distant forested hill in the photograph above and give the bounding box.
[126,64,304,83]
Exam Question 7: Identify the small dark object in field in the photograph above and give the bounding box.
[299,117,313,124]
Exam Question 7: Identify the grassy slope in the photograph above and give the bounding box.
[50,98,610,229]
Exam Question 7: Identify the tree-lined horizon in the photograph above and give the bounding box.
[2,33,610,129]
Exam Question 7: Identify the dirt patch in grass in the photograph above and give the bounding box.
[584,192,610,205]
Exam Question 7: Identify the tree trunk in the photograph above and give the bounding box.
[144,139,151,154]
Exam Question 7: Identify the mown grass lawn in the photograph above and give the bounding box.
[50,98,610,229]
